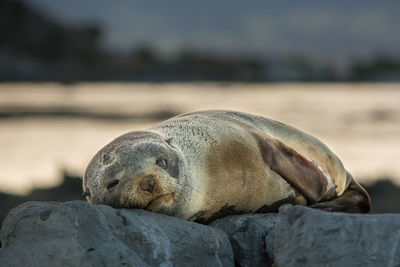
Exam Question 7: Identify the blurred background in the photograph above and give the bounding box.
[1,0,400,224]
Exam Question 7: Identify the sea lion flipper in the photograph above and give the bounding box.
[252,130,328,204]
[311,173,370,213]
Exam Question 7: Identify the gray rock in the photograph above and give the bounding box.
[210,213,277,267]
[274,205,400,267]
[0,201,234,267]
[4,201,400,267]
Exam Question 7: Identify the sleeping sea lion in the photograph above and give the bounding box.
[83,110,370,223]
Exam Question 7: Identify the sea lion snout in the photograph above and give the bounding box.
[139,176,157,193]
[132,173,178,209]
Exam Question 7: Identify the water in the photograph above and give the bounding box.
[1,82,399,195]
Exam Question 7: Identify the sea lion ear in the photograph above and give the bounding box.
[252,131,328,204]
[165,137,173,146]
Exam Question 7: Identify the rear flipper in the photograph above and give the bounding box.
[310,174,370,213]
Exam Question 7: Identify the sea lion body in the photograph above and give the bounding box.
[83,110,370,223]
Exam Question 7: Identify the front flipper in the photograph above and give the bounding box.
[252,130,329,204]
[311,173,370,213]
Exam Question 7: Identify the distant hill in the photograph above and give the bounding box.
[24,0,400,61]
[0,0,106,81]
[1,0,400,81]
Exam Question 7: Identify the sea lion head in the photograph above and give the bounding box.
[83,131,185,215]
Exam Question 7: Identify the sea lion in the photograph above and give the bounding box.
[83,110,370,223]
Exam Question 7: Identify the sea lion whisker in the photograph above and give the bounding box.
[183,183,201,195]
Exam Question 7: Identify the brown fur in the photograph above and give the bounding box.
[203,139,267,218]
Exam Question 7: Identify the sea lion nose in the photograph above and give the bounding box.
[140,177,156,193]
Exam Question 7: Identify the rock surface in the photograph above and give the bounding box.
[0,201,233,267]
[210,213,276,266]
[2,201,400,267]
[274,205,400,267]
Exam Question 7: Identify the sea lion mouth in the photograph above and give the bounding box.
[145,192,176,211]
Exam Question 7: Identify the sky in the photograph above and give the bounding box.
[25,0,400,64]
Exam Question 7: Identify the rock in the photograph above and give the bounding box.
[274,205,400,267]
[210,214,277,267]
[0,201,234,267]
[3,201,400,267]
